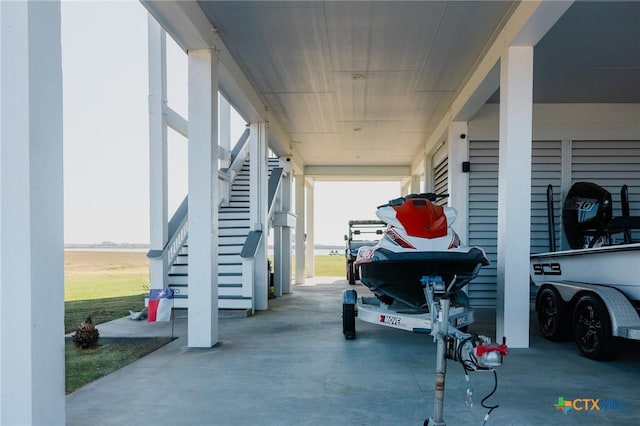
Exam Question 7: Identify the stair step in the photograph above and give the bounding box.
[219,297,253,310]
[167,286,244,298]
[168,274,188,285]
[168,297,252,310]
[219,235,247,245]
[170,263,243,275]
[220,227,250,237]
[219,212,250,221]
[219,208,250,213]
[170,264,187,274]
[220,264,242,274]
[219,245,242,255]
[218,218,249,228]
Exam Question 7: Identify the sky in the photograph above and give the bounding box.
[61,1,401,246]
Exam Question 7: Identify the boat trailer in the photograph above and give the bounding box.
[343,276,508,425]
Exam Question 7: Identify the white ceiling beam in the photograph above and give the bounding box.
[141,1,303,173]
[412,0,573,174]
[304,165,410,180]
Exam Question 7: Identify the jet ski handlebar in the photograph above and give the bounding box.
[377,192,449,209]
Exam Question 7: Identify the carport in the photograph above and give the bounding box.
[2,1,640,424]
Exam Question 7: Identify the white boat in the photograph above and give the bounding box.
[529,182,640,360]
[530,243,640,302]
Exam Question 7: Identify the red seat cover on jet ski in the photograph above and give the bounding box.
[392,199,448,238]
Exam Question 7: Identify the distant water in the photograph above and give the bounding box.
[64,247,148,253]
[66,247,343,255]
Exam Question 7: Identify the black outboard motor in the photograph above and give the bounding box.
[563,182,612,249]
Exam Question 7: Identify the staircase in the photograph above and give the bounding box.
[166,157,281,310]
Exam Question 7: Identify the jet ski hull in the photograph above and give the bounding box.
[358,248,488,309]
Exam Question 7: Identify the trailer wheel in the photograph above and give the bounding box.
[573,294,620,360]
[347,262,356,285]
[343,303,356,340]
[537,287,570,341]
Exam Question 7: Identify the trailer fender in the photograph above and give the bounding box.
[540,281,640,337]
[342,289,357,305]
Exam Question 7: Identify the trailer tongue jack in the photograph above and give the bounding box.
[422,276,508,426]
[341,275,508,425]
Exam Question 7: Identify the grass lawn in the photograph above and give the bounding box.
[65,251,148,333]
[64,251,149,301]
[65,250,154,393]
[65,339,170,394]
[313,255,345,277]
[64,250,346,393]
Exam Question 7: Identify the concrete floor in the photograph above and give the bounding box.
[66,277,640,426]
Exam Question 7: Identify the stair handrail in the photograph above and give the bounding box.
[240,230,263,260]
[224,128,251,179]
[147,196,188,269]
[149,129,251,265]
[267,167,284,219]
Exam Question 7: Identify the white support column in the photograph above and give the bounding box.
[410,175,421,194]
[423,154,433,192]
[219,95,231,166]
[148,15,168,290]
[187,48,219,348]
[1,1,65,424]
[281,169,293,294]
[250,122,268,311]
[295,174,306,284]
[305,180,315,278]
[496,46,533,349]
[273,164,294,297]
[448,122,469,245]
[400,179,410,196]
[273,213,283,297]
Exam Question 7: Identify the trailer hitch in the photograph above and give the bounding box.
[423,277,508,426]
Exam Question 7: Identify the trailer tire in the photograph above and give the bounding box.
[347,262,356,285]
[343,303,356,340]
[573,294,620,360]
[536,287,571,341]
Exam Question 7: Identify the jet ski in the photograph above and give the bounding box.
[354,193,489,309]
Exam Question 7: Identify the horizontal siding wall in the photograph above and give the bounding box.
[572,140,640,241]
[571,140,640,216]
[467,140,562,307]
[468,141,499,307]
[433,156,448,206]
[531,141,562,254]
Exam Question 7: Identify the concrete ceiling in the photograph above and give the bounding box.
[190,1,639,170]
